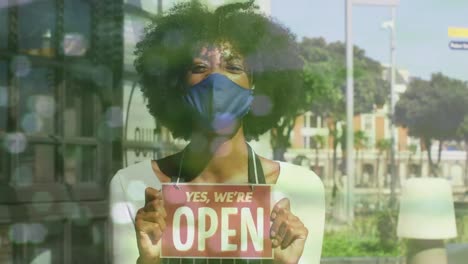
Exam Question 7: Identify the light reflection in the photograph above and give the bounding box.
[63,33,88,56]
[21,112,43,133]
[251,95,272,116]
[8,223,47,244]
[3,133,27,154]
[105,106,123,128]
[10,56,31,77]
[34,95,55,118]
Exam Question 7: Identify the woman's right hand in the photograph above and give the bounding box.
[135,187,167,264]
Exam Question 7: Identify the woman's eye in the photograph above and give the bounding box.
[191,64,207,73]
[226,64,244,72]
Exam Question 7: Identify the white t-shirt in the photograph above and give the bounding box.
[109,160,325,264]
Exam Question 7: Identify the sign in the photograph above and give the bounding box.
[448,27,468,39]
[449,41,468,50]
[161,184,272,259]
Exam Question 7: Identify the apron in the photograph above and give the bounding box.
[164,144,273,264]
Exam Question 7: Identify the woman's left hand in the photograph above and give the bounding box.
[270,198,308,264]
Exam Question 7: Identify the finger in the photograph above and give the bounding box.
[145,187,162,204]
[281,221,308,249]
[274,198,290,211]
[274,213,298,246]
[144,201,167,221]
[270,208,287,236]
[139,211,167,230]
[135,219,163,245]
[271,198,290,220]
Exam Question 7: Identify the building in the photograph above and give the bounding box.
[0,0,272,263]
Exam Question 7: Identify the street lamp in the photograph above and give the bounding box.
[345,0,399,224]
[381,10,398,208]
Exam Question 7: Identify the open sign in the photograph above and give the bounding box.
[161,184,272,259]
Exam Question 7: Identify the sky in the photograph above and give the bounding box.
[270,0,468,82]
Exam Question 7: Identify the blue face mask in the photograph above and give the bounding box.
[183,73,254,136]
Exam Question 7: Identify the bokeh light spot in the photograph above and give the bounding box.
[105,107,123,128]
[63,33,88,56]
[11,56,31,77]
[34,95,55,118]
[3,133,27,154]
[21,113,43,133]
[251,95,272,116]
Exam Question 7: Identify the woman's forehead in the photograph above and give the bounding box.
[192,42,244,60]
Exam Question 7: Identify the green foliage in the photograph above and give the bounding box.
[300,37,389,118]
[322,212,402,257]
[395,73,468,175]
[376,139,391,153]
[457,115,468,141]
[354,130,369,150]
[395,73,468,141]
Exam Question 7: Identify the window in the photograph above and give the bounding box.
[64,0,91,57]
[64,145,97,184]
[13,144,56,185]
[18,0,56,57]
[303,111,319,129]
[71,220,106,263]
[0,61,8,132]
[18,66,55,135]
[10,221,64,264]
[0,6,7,50]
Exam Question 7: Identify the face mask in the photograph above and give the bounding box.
[183,73,254,136]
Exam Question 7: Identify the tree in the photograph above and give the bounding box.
[354,130,368,186]
[395,73,468,176]
[299,37,388,188]
[312,134,326,176]
[457,115,468,181]
[376,138,391,205]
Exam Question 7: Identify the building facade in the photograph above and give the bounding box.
[0,0,272,263]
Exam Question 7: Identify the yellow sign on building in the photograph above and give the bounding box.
[448,27,468,38]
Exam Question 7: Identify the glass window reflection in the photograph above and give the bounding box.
[0,6,7,50]
[18,66,55,135]
[18,0,56,57]
[64,145,97,184]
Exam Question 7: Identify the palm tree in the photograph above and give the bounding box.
[312,134,326,178]
[407,143,418,177]
[457,116,468,184]
[376,138,391,189]
[354,130,368,187]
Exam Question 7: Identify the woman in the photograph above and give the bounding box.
[109,1,325,263]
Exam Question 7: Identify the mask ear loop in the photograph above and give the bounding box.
[175,148,186,190]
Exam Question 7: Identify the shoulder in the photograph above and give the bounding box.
[276,162,324,193]
[109,160,163,202]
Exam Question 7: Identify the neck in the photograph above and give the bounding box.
[184,128,249,182]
